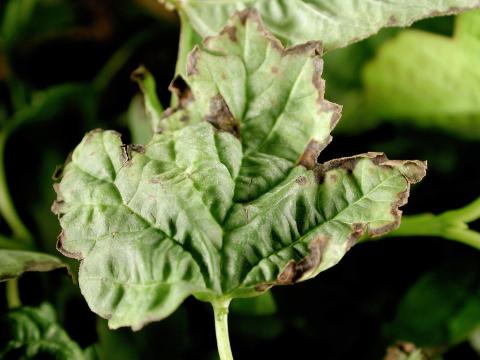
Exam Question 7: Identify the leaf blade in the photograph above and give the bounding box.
[0,249,67,282]
[169,0,480,51]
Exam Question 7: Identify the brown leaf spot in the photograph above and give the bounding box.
[56,231,83,260]
[295,176,308,186]
[271,66,279,74]
[221,25,237,42]
[346,223,366,251]
[169,76,194,108]
[276,235,329,285]
[121,144,145,163]
[205,94,240,138]
[298,138,332,170]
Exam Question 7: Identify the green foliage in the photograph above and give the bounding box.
[0,0,75,51]
[0,249,66,282]
[163,0,480,50]
[388,257,480,348]
[1,0,478,358]
[131,65,164,136]
[52,10,426,333]
[0,303,86,359]
[362,10,480,140]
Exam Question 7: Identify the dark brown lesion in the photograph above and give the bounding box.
[168,76,194,108]
[255,235,329,292]
[205,94,240,138]
[121,144,145,163]
[298,137,332,170]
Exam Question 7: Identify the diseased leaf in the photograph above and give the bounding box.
[362,10,480,140]
[163,10,341,202]
[52,10,426,330]
[0,303,85,359]
[163,0,480,51]
[384,343,428,360]
[0,249,67,282]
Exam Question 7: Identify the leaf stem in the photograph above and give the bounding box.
[376,196,480,250]
[6,279,21,308]
[212,299,234,360]
[0,131,33,244]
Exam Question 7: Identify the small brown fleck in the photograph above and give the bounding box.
[295,176,307,185]
[271,66,279,74]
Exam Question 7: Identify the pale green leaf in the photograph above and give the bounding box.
[162,10,341,202]
[127,95,155,145]
[164,0,480,51]
[52,10,426,330]
[0,303,85,359]
[362,10,480,139]
[0,249,67,282]
[131,66,164,134]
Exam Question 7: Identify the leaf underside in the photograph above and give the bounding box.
[52,10,426,330]
[363,10,480,140]
[0,249,67,282]
[165,0,480,51]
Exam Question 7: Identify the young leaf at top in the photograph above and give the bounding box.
[163,0,480,51]
[52,10,426,335]
[362,10,480,140]
[0,303,86,359]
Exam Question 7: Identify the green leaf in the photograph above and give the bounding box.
[387,258,480,347]
[0,0,75,51]
[130,66,164,134]
[162,10,341,202]
[0,249,67,282]
[4,83,95,134]
[1,0,37,49]
[0,303,85,359]
[362,10,480,140]
[52,10,426,330]
[126,95,155,145]
[164,0,480,51]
